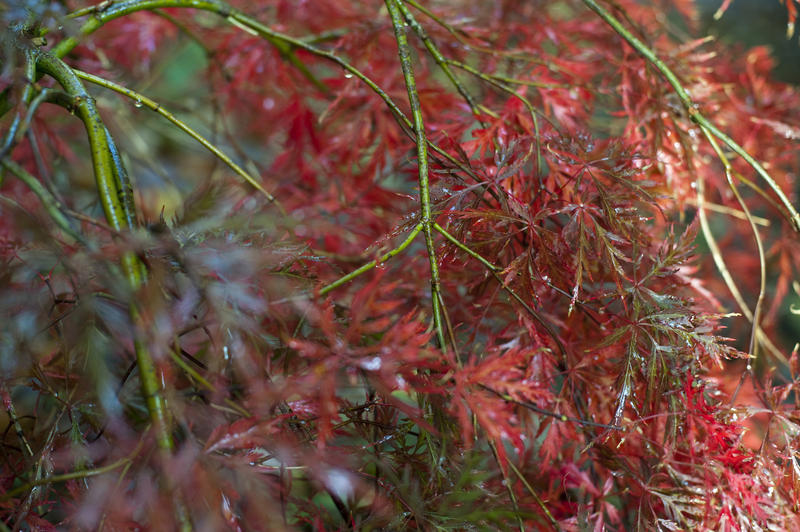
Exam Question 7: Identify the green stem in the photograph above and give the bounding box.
[73,69,278,203]
[581,0,800,232]
[0,382,34,459]
[699,130,766,403]
[319,222,423,295]
[702,131,766,362]
[506,459,561,531]
[1,457,131,501]
[103,126,137,228]
[34,52,174,457]
[34,52,136,236]
[486,438,526,532]
[386,0,446,349]
[0,50,38,158]
[0,158,83,242]
[168,343,251,417]
[394,0,483,122]
[19,88,75,141]
[446,60,568,89]
[433,222,498,271]
[396,3,542,203]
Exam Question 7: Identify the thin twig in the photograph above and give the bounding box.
[698,131,767,403]
[73,69,279,205]
[1,457,132,501]
[480,384,621,430]
[506,459,561,531]
[683,198,770,226]
[319,222,423,295]
[395,0,484,123]
[0,158,83,242]
[169,340,251,417]
[486,438,526,532]
[0,382,34,459]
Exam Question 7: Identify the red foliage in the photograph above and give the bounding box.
[1,0,800,529]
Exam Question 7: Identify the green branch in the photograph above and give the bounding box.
[394,0,482,122]
[581,0,800,233]
[34,52,136,235]
[387,0,446,350]
[34,52,175,458]
[0,50,38,158]
[506,459,560,530]
[1,457,131,501]
[0,158,83,242]
[320,222,424,296]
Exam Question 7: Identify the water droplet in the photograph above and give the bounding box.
[134,99,143,108]
[324,469,354,502]
[344,72,354,79]
[361,357,382,371]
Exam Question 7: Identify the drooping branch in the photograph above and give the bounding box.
[34,52,137,236]
[0,457,133,501]
[581,0,800,233]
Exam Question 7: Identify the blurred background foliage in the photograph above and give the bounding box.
[698,0,800,84]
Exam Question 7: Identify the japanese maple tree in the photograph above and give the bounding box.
[1,0,800,530]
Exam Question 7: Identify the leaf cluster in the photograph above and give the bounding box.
[1,1,799,530]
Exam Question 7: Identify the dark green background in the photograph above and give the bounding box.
[698,0,800,84]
